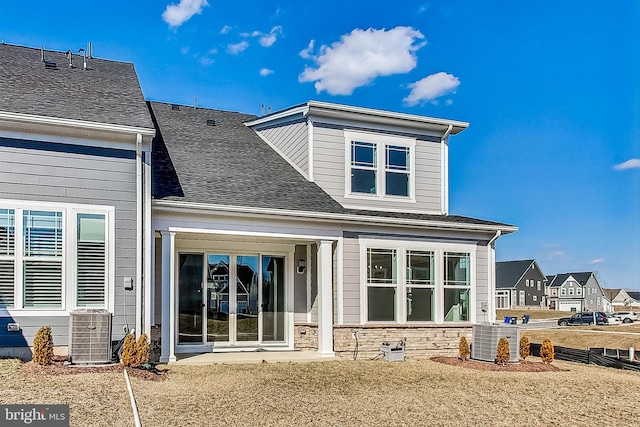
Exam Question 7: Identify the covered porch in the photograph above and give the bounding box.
[153,226,338,363]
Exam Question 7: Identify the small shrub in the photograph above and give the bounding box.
[519,336,530,360]
[495,337,510,366]
[541,338,555,364]
[32,326,54,366]
[120,333,136,367]
[133,334,150,366]
[459,336,470,361]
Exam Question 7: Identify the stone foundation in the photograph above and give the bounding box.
[149,325,162,363]
[294,323,472,359]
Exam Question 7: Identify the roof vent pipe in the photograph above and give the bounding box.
[88,42,93,59]
[40,45,45,62]
[78,48,87,70]
[65,50,73,68]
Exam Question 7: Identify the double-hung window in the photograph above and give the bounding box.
[0,209,15,308]
[0,201,112,313]
[366,248,397,321]
[345,131,415,200]
[363,240,474,324]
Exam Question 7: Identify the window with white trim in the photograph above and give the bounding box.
[364,242,473,324]
[537,280,541,291]
[561,288,566,296]
[0,201,112,313]
[345,131,415,200]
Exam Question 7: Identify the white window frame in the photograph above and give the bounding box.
[359,238,475,324]
[561,288,566,296]
[569,287,574,296]
[344,130,416,203]
[537,280,541,291]
[0,199,115,317]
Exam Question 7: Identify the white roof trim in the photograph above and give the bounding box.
[244,101,469,134]
[0,110,156,136]
[153,200,517,234]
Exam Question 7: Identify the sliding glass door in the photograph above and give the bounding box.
[179,252,287,347]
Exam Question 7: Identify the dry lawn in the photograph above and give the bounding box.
[4,346,640,426]
[522,329,640,350]
[497,309,572,320]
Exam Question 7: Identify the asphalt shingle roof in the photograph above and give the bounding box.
[150,101,516,229]
[496,260,535,289]
[548,272,593,287]
[0,43,153,129]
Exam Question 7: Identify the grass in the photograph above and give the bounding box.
[522,322,640,350]
[497,309,573,320]
[3,355,640,426]
[0,359,133,426]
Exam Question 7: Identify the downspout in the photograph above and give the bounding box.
[441,125,453,215]
[487,230,502,323]
[135,133,143,337]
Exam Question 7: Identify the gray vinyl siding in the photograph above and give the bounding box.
[0,141,138,347]
[293,244,307,323]
[474,245,488,323]
[255,119,309,175]
[309,244,318,323]
[312,123,443,213]
[342,236,361,324]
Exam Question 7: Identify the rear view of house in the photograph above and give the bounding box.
[0,42,517,361]
[495,259,546,309]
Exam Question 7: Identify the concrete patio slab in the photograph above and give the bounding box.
[173,350,337,365]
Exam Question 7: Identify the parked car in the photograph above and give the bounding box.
[614,311,638,323]
[557,312,608,326]
[605,313,622,325]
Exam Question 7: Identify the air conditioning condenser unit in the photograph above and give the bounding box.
[68,309,112,364]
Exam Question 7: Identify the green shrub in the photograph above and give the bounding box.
[459,336,470,361]
[495,337,510,366]
[519,336,530,360]
[541,338,555,364]
[32,326,54,366]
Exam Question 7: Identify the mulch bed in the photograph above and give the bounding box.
[431,356,568,372]
[18,356,166,381]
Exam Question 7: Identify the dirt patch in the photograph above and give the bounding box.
[18,356,166,381]
[431,356,568,372]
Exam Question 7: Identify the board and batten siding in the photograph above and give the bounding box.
[0,139,139,347]
[255,119,309,176]
[312,123,443,213]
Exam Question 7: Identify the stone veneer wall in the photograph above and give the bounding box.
[295,323,472,359]
[149,325,162,363]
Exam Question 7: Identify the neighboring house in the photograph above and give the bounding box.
[604,288,640,307]
[0,43,517,361]
[495,260,546,309]
[546,272,608,312]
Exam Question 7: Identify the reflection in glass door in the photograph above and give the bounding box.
[236,255,259,342]
[262,256,285,342]
[178,254,204,343]
[206,254,230,343]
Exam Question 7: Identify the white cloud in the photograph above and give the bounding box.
[251,26,282,47]
[299,40,315,59]
[259,68,274,76]
[162,0,208,28]
[403,72,460,106]
[181,46,190,55]
[199,56,214,66]
[299,26,425,96]
[547,250,564,259]
[613,159,640,170]
[208,48,218,55]
[588,258,605,265]
[227,41,249,55]
[445,99,453,106]
[220,25,232,34]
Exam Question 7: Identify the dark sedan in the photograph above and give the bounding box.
[557,312,608,326]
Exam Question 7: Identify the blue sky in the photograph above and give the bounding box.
[1,1,638,289]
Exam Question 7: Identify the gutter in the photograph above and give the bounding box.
[487,230,502,323]
[0,110,155,136]
[152,200,518,234]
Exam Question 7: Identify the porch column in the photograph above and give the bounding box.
[159,231,176,363]
[316,240,335,357]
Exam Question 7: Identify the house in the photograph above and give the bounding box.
[495,260,546,309]
[0,43,517,361]
[603,288,640,307]
[546,272,609,312]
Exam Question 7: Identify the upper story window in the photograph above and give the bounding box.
[345,130,415,201]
